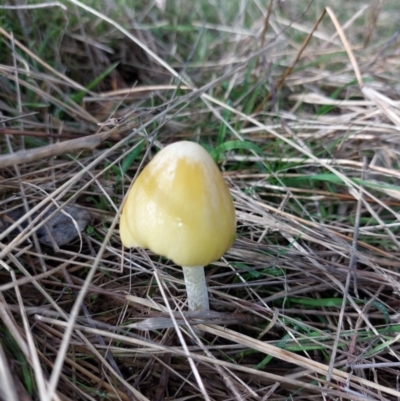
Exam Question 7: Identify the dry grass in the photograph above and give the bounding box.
[1,1,400,400]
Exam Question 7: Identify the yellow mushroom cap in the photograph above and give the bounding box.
[120,141,236,267]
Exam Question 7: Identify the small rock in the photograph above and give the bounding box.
[2,205,91,247]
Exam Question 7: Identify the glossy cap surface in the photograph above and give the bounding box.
[120,141,236,266]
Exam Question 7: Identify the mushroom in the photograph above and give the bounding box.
[120,141,236,311]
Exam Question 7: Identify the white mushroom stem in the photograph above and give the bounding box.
[182,265,209,311]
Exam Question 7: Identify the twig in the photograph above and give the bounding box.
[255,7,326,113]
[259,0,274,49]
[0,129,116,168]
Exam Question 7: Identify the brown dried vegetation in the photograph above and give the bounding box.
[1,1,400,400]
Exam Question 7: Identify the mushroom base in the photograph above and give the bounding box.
[182,265,209,311]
